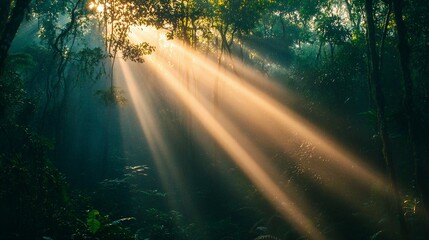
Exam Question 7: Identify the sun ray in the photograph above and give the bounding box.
[122,26,395,238]
[134,28,388,190]
[115,58,197,211]
[144,53,325,240]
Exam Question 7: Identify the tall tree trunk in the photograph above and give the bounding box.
[0,0,32,77]
[379,3,392,73]
[392,0,429,229]
[0,1,11,37]
[365,0,409,239]
[392,0,419,193]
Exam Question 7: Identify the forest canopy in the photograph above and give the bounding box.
[1,0,428,239]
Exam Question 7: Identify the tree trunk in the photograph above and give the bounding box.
[0,1,11,37]
[379,3,392,73]
[365,0,409,238]
[392,0,420,192]
[0,0,32,76]
[392,0,429,230]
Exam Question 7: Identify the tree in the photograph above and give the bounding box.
[315,14,350,61]
[90,0,155,92]
[211,0,267,58]
[0,0,32,77]
[391,0,418,191]
[364,0,409,238]
[144,0,212,48]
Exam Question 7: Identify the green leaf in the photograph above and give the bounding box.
[88,209,100,218]
[87,210,101,234]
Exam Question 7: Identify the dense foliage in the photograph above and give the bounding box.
[1,0,428,239]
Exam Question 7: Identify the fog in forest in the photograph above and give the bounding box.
[1,0,428,239]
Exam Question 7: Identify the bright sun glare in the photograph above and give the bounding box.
[88,1,104,12]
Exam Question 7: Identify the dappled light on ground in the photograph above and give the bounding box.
[111,26,394,239]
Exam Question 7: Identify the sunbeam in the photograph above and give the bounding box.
[145,53,324,240]
[4,1,427,239]
[116,58,199,212]
[121,26,394,238]
[132,27,389,188]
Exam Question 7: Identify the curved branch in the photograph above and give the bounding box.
[53,0,82,55]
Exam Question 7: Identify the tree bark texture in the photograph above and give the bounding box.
[365,0,409,239]
[0,0,32,77]
[392,0,429,230]
[392,0,420,190]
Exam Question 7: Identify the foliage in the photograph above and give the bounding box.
[0,31,71,240]
[0,127,70,238]
[1,0,429,239]
[122,40,155,62]
[0,70,27,122]
[75,47,106,82]
[96,86,127,105]
[88,0,155,61]
[87,209,102,234]
[143,0,213,46]
[137,208,188,240]
[315,15,350,45]
[211,0,269,54]
[72,209,135,239]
